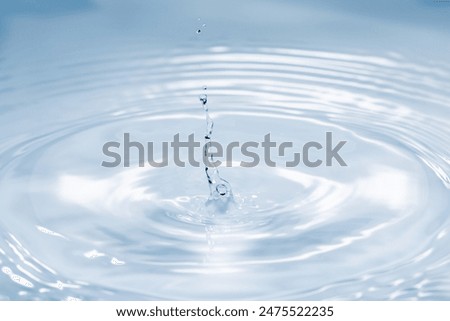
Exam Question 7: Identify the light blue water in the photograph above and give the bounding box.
[0,1,449,300]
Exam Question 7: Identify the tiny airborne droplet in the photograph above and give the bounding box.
[196,19,206,34]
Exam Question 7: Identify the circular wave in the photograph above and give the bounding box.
[0,46,449,300]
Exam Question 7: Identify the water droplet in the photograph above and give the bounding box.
[216,184,228,196]
[199,94,207,105]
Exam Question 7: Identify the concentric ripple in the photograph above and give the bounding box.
[0,46,449,300]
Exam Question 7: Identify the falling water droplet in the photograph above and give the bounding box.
[196,19,206,35]
[199,94,207,105]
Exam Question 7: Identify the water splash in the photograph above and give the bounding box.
[199,86,233,202]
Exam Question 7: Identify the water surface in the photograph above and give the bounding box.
[0,0,449,300]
